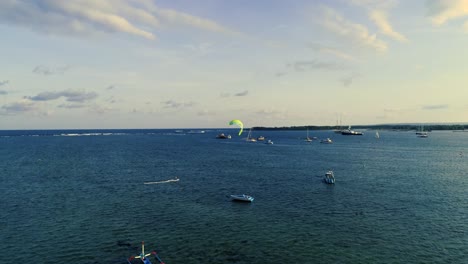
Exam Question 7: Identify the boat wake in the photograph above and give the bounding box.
[144,178,179,184]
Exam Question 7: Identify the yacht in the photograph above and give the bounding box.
[257,136,265,141]
[341,126,363,135]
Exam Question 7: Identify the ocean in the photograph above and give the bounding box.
[0,129,467,264]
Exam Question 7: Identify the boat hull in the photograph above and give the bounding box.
[230,195,254,202]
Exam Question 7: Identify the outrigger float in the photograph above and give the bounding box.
[127,241,165,264]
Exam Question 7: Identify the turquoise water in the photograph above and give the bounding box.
[1,130,467,263]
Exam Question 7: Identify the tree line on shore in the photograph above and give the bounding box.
[253,124,468,131]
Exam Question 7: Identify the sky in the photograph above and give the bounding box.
[1,0,468,129]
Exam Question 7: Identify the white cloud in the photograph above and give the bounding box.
[369,10,408,42]
[0,0,234,40]
[26,90,98,103]
[347,0,407,42]
[428,0,468,26]
[320,7,387,52]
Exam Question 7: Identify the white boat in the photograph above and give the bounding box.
[324,171,335,184]
[416,125,428,137]
[230,194,254,202]
[375,131,380,139]
[320,138,333,144]
[305,128,313,142]
[257,136,265,141]
[417,133,428,138]
[246,128,256,142]
[265,139,273,144]
[341,126,363,135]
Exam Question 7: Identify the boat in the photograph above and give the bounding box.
[230,194,254,202]
[305,128,313,142]
[320,138,333,144]
[246,128,256,142]
[265,139,273,144]
[341,126,363,135]
[375,131,380,139]
[127,241,165,264]
[415,125,426,135]
[334,115,343,133]
[324,171,335,184]
[257,136,265,141]
[416,125,429,137]
[216,133,231,139]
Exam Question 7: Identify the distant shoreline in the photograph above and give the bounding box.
[252,124,468,131]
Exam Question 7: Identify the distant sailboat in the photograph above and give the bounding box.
[246,128,256,142]
[305,128,312,142]
[375,131,380,139]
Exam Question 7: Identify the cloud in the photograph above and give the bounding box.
[161,100,195,109]
[322,48,358,62]
[234,90,249,96]
[422,104,449,110]
[0,80,9,86]
[0,0,234,40]
[33,65,70,75]
[0,90,7,95]
[275,72,288,77]
[197,109,215,116]
[26,90,98,102]
[57,104,86,109]
[1,99,36,114]
[428,0,468,27]
[289,60,343,72]
[319,6,387,52]
[106,85,115,90]
[340,73,359,86]
[348,0,407,42]
[369,10,408,42]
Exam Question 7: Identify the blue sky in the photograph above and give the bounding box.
[1,0,467,129]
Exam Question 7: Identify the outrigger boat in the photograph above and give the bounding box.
[127,241,165,264]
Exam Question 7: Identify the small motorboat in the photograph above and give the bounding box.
[324,170,335,184]
[230,194,254,202]
[265,139,273,144]
[216,133,231,139]
[320,138,333,144]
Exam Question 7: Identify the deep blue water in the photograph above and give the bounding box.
[1,129,467,264]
